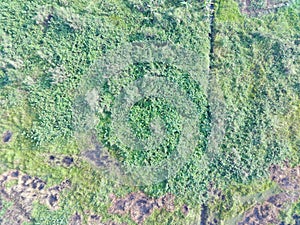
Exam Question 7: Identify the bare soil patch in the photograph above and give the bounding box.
[0,170,71,224]
[239,0,291,16]
[203,183,224,225]
[45,153,76,167]
[82,148,121,170]
[2,131,12,143]
[181,204,189,216]
[238,162,300,225]
[68,211,127,225]
[109,192,175,224]
[270,162,300,192]
[69,212,82,225]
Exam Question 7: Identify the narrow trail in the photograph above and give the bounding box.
[200,203,209,225]
[199,0,217,224]
[209,0,216,64]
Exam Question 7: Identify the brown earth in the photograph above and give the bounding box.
[109,192,175,224]
[83,149,115,168]
[82,148,125,184]
[181,204,189,216]
[69,212,82,225]
[68,211,127,225]
[270,162,300,192]
[46,153,76,167]
[82,148,121,171]
[2,131,12,143]
[202,182,225,225]
[238,162,300,225]
[0,170,71,224]
[239,0,291,16]
[238,192,292,225]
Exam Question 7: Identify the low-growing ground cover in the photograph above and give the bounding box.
[0,0,299,224]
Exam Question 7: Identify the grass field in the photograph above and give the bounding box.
[0,0,299,224]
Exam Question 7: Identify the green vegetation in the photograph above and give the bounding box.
[0,0,299,224]
[28,203,71,225]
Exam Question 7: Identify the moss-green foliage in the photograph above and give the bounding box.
[29,202,71,225]
[216,0,244,22]
[126,96,182,165]
[0,0,210,223]
[211,1,300,185]
[208,0,300,222]
[95,64,209,165]
[88,62,210,201]
[0,0,299,224]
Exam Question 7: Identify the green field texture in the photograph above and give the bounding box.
[0,0,299,224]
